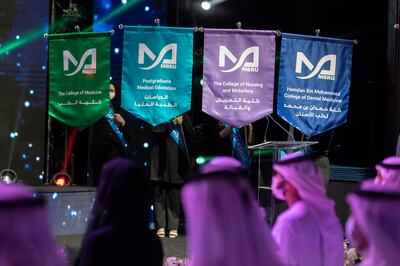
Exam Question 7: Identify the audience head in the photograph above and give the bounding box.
[374,156,400,187]
[89,158,151,230]
[0,183,66,266]
[346,184,400,264]
[182,156,284,266]
[78,159,163,266]
[273,152,343,265]
[272,153,326,206]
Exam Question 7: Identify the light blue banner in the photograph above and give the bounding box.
[277,33,353,136]
[122,26,193,126]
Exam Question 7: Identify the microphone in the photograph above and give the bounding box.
[263,116,270,142]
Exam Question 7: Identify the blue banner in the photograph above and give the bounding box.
[121,26,193,126]
[277,33,353,136]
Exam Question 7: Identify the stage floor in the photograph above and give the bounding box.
[56,234,187,264]
[35,185,96,236]
[33,185,97,193]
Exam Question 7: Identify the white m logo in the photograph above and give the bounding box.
[138,43,177,70]
[219,46,259,73]
[295,52,336,80]
[63,49,97,76]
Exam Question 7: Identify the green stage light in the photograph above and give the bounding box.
[0,0,141,55]
[195,156,215,165]
[0,29,45,56]
[252,149,273,156]
[196,156,206,165]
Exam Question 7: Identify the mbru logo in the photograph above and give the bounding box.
[138,43,177,70]
[295,52,336,80]
[63,49,96,76]
[219,46,259,73]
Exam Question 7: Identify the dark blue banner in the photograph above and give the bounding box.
[277,33,353,136]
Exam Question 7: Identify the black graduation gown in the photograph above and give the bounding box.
[150,113,194,184]
[90,108,134,185]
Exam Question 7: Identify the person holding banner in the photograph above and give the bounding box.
[218,122,253,168]
[271,153,344,266]
[150,113,194,239]
[216,121,235,156]
[90,82,134,186]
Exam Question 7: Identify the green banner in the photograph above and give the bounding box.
[48,32,110,130]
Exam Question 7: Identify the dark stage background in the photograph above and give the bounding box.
[0,0,49,185]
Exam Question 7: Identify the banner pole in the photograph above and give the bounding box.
[43,33,50,184]
[118,23,206,33]
[45,116,51,184]
[244,125,248,148]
